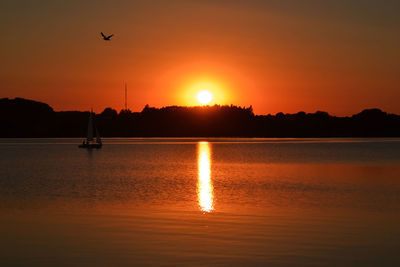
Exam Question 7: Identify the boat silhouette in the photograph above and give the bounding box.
[79,110,102,148]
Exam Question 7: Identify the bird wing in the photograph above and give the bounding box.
[107,34,114,39]
[101,32,106,38]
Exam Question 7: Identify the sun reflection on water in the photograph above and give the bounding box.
[197,142,214,213]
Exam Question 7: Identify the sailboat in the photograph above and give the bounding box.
[79,110,102,149]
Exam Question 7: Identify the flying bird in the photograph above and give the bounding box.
[101,32,114,41]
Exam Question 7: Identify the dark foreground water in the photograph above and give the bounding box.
[1,138,400,266]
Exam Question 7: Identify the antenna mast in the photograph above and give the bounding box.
[124,82,127,111]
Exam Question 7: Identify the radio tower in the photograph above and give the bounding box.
[124,82,128,111]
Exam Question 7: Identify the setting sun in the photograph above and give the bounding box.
[182,79,228,107]
[196,90,213,105]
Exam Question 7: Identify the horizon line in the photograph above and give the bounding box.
[1,97,396,118]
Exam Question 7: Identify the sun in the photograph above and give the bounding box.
[183,80,225,106]
[196,90,213,105]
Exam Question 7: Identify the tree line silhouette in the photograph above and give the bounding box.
[1,97,400,137]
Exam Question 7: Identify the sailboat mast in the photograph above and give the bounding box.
[87,109,94,141]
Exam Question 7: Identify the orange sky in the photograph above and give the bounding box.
[1,0,399,115]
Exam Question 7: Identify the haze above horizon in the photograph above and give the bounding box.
[1,0,399,115]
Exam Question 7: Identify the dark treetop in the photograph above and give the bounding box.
[1,98,400,137]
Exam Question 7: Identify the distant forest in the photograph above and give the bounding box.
[1,98,400,137]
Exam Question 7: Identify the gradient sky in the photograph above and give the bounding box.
[1,0,399,115]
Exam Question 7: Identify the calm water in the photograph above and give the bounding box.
[1,138,400,266]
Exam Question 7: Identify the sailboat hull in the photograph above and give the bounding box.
[78,143,102,149]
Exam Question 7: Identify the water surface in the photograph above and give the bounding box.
[1,138,400,266]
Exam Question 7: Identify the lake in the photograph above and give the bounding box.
[1,138,400,266]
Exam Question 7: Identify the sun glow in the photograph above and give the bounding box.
[196,90,213,105]
[181,79,227,106]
